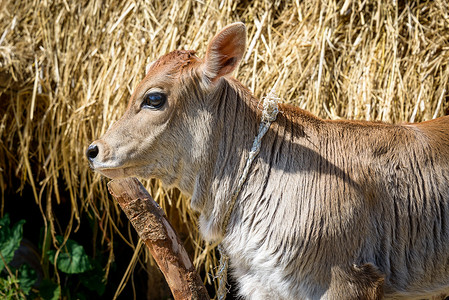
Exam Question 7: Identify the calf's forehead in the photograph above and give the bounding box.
[152,50,199,70]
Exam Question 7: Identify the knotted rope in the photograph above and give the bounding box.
[216,87,280,300]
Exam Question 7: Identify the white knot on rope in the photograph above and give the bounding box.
[261,87,280,123]
[216,86,280,300]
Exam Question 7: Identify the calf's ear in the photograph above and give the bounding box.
[203,22,246,83]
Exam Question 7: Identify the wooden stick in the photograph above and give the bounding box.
[107,177,210,300]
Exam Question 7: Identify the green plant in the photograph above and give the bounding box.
[47,235,106,298]
[0,214,36,299]
[0,214,106,299]
[0,273,26,300]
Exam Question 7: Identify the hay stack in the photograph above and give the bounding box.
[1,0,448,297]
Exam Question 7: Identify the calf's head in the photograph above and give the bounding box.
[86,23,246,194]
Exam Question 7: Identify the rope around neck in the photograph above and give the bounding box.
[216,87,280,300]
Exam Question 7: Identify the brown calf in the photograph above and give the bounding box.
[87,23,449,299]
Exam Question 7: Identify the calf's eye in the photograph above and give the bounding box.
[141,92,167,110]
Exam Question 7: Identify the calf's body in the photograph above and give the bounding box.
[87,23,449,299]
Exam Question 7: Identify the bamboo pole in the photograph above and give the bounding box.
[107,177,210,300]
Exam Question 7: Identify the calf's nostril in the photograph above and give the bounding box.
[86,144,99,161]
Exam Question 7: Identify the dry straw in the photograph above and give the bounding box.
[1,0,448,297]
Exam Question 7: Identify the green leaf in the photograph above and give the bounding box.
[18,263,37,295]
[39,279,60,300]
[0,214,10,228]
[47,236,92,274]
[0,214,25,272]
[79,260,106,295]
